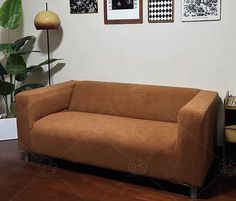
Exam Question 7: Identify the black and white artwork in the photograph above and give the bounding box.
[148,0,174,23]
[182,0,221,21]
[112,0,134,10]
[70,0,98,14]
[104,0,142,24]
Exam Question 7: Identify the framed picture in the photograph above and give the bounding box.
[70,0,98,14]
[148,0,174,23]
[182,0,221,22]
[104,0,143,24]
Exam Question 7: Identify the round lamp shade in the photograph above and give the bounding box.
[34,10,60,30]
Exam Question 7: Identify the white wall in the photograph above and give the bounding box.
[2,0,236,96]
[17,0,236,98]
[1,0,236,142]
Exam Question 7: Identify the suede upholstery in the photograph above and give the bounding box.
[69,81,199,123]
[16,80,218,187]
[16,81,76,151]
[31,112,177,182]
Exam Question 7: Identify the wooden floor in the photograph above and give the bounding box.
[0,140,235,201]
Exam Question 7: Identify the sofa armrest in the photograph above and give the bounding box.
[174,90,219,187]
[16,80,77,151]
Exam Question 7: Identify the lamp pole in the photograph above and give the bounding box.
[34,2,60,85]
[46,3,51,85]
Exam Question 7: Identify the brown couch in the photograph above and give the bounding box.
[16,80,218,198]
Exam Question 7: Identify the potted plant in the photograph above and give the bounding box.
[0,0,59,140]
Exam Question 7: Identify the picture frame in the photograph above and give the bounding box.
[104,0,143,24]
[182,0,221,22]
[70,0,98,14]
[148,0,174,23]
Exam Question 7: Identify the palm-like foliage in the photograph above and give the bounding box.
[0,0,60,117]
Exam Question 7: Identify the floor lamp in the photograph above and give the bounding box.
[34,3,60,85]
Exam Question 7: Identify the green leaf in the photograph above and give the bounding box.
[6,54,26,75]
[15,72,28,82]
[0,62,7,75]
[15,65,43,82]
[0,43,12,54]
[38,59,62,67]
[0,0,23,30]
[0,62,7,81]
[27,65,43,72]
[15,83,44,95]
[14,50,40,55]
[0,81,14,95]
[14,59,61,82]
[12,36,35,52]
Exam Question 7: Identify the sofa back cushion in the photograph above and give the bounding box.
[69,81,199,123]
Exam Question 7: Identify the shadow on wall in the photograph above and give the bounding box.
[0,24,25,67]
[26,63,65,86]
[38,27,63,52]
[0,16,24,42]
[21,37,36,63]
[36,27,64,85]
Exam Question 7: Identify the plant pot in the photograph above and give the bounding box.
[0,118,17,141]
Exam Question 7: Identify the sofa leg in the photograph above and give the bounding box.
[190,187,198,199]
[22,152,31,162]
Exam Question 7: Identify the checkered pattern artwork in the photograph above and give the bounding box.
[148,0,174,23]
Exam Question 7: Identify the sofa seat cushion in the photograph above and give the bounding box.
[31,111,178,180]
